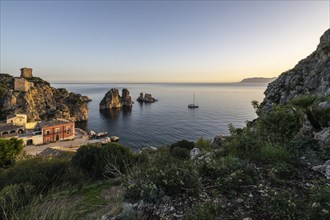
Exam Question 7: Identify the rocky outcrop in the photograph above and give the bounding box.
[99,88,132,110]
[260,29,330,112]
[0,74,89,122]
[137,92,157,103]
[121,88,133,107]
[312,160,330,179]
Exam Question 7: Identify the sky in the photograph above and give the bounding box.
[0,0,329,83]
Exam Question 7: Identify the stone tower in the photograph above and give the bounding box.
[20,67,33,78]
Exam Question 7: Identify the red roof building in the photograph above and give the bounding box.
[39,119,75,144]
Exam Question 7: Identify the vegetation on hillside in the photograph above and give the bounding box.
[0,96,329,219]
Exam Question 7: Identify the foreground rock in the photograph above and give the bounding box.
[99,88,133,110]
[261,29,330,112]
[137,92,157,103]
[0,71,89,121]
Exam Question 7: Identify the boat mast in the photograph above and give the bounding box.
[193,93,195,105]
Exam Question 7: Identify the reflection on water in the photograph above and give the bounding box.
[99,108,132,122]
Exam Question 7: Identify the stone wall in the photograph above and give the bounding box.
[14,78,33,92]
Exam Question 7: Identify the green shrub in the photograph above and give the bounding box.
[125,160,200,202]
[0,138,24,167]
[0,157,68,191]
[195,138,213,151]
[258,144,290,163]
[72,143,136,179]
[256,106,301,146]
[185,201,224,220]
[223,125,262,159]
[308,185,330,219]
[262,190,306,220]
[169,140,195,159]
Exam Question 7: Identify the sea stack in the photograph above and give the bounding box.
[99,88,133,110]
[137,92,157,103]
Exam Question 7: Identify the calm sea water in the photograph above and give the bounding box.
[53,83,267,149]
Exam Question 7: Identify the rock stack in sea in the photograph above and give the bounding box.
[137,92,157,103]
[99,88,133,110]
[260,28,330,112]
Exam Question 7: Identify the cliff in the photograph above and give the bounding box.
[99,88,133,110]
[261,29,330,112]
[0,74,89,122]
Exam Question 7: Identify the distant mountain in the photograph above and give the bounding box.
[240,77,277,83]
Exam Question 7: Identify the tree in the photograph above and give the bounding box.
[0,138,24,167]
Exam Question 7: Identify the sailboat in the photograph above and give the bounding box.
[188,93,199,108]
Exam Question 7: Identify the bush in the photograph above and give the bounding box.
[72,143,136,179]
[195,138,213,151]
[258,144,290,163]
[309,185,330,219]
[256,106,301,146]
[169,140,195,159]
[223,125,262,159]
[125,160,200,202]
[0,157,68,191]
[0,138,24,167]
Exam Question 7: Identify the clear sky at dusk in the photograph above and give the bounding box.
[0,0,329,83]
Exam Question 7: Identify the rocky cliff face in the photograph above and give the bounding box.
[0,74,89,122]
[261,29,330,112]
[99,88,133,110]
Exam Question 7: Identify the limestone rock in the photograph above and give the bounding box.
[312,160,330,179]
[260,29,330,112]
[99,88,132,110]
[313,128,330,148]
[137,92,157,103]
[0,73,88,122]
[190,147,201,159]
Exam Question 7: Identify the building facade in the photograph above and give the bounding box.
[0,123,25,138]
[20,67,33,78]
[6,114,28,126]
[39,119,75,143]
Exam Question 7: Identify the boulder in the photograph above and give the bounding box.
[313,128,330,148]
[190,147,201,159]
[312,160,330,179]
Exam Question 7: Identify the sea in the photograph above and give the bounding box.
[53,83,267,149]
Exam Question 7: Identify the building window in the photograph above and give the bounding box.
[46,130,50,135]
[55,128,60,133]
[66,126,71,135]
